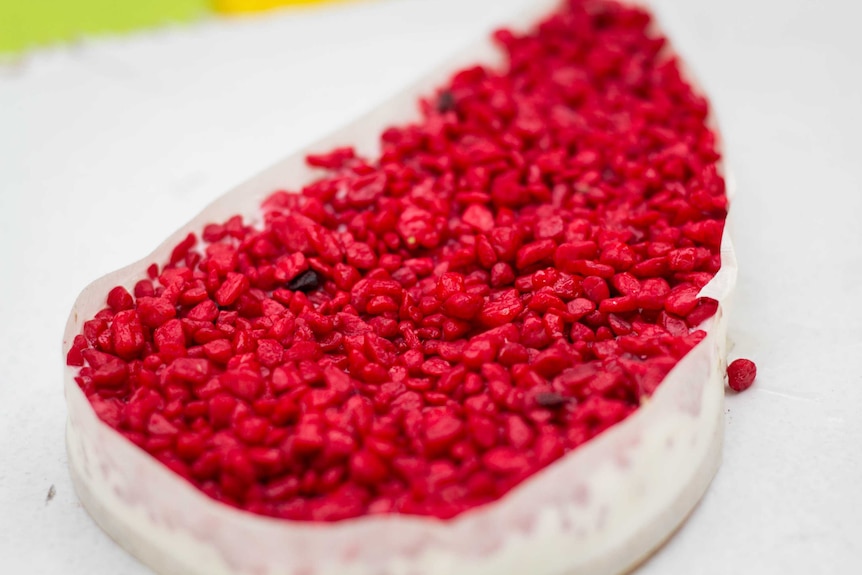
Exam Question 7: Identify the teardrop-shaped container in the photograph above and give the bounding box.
[63,1,738,573]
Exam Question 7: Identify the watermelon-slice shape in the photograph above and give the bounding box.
[64,1,737,573]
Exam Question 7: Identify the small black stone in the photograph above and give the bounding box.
[436,90,457,113]
[535,392,570,408]
[593,9,613,30]
[288,270,320,293]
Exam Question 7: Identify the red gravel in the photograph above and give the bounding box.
[68,0,728,521]
[727,358,756,392]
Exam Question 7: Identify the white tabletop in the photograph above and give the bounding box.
[2,0,860,573]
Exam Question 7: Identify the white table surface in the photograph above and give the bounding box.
[2,0,861,572]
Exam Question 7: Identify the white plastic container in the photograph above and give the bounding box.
[63,1,737,573]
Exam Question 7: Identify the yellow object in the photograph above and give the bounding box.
[213,0,345,14]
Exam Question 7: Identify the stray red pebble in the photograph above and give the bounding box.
[70,0,730,523]
[727,358,757,392]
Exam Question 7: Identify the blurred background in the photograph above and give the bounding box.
[1,0,861,574]
[0,1,357,55]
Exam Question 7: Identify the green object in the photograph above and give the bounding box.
[0,0,208,55]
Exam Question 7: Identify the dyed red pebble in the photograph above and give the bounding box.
[727,358,757,392]
[136,297,176,328]
[65,335,88,366]
[106,286,134,312]
[423,409,464,454]
[216,273,250,307]
[110,310,144,360]
[442,292,484,320]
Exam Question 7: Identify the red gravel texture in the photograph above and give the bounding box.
[67,0,728,521]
